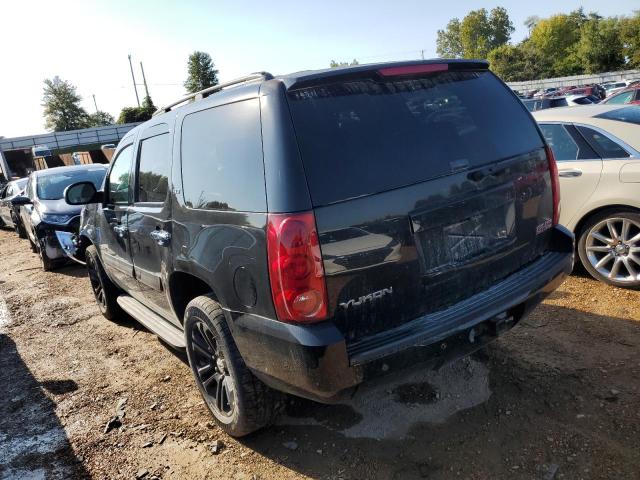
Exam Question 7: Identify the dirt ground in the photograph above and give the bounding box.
[0,227,639,480]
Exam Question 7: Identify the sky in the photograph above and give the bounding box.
[0,0,637,138]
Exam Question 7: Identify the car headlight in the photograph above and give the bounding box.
[41,213,75,225]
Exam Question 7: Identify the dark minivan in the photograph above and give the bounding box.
[65,60,573,436]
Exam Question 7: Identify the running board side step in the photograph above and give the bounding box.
[116,295,185,349]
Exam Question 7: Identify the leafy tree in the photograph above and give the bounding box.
[577,18,624,73]
[86,111,115,127]
[529,13,584,76]
[488,43,547,81]
[117,95,156,124]
[42,77,89,132]
[524,15,540,35]
[620,11,640,68]
[436,19,464,57]
[184,51,219,94]
[437,7,513,59]
[330,59,360,68]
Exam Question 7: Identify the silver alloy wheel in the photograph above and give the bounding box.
[585,217,640,283]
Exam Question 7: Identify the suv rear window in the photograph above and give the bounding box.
[287,70,543,205]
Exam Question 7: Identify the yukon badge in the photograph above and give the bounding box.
[339,287,393,309]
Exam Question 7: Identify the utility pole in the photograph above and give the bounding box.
[128,54,140,107]
[92,94,99,113]
[140,61,150,100]
[421,49,425,60]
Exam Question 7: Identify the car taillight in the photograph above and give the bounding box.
[267,211,328,323]
[545,145,561,225]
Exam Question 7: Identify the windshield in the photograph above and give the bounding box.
[288,70,543,206]
[36,168,106,200]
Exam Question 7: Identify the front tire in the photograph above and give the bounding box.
[577,210,640,289]
[37,240,56,272]
[184,295,282,437]
[85,245,123,320]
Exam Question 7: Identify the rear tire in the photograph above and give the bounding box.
[184,295,283,437]
[577,209,640,289]
[85,245,123,320]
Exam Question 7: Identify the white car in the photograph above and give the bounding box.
[603,81,630,97]
[533,105,640,289]
[564,94,596,106]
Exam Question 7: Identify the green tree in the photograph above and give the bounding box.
[184,51,219,94]
[436,18,464,57]
[577,18,624,73]
[524,15,540,35]
[488,43,547,81]
[620,11,640,68]
[529,13,584,76]
[42,77,89,132]
[437,7,513,59]
[117,95,156,124]
[329,59,360,68]
[86,111,114,127]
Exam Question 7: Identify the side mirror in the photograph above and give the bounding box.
[64,182,103,205]
[11,195,32,206]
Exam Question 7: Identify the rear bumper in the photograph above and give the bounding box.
[231,225,574,403]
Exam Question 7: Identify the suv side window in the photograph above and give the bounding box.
[108,144,134,204]
[180,98,265,212]
[576,126,630,159]
[136,133,171,203]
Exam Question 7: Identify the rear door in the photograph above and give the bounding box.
[127,123,175,322]
[97,142,137,291]
[538,123,603,229]
[286,65,554,342]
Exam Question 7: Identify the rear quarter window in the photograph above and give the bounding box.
[180,98,266,212]
[287,70,543,205]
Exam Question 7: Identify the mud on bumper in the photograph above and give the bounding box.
[231,225,574,403]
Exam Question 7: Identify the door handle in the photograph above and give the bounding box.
[559,169,583,178]
[112,224,127,237]
[150,229,171,246]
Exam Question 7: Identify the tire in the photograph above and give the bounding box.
[37,240,56,272]
[184,295,283,437]
[85,245,123,320]
[577,209,640,289]
[13,214,27,239]
[29,235,38,253]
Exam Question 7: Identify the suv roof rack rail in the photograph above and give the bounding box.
[154,71,274,116]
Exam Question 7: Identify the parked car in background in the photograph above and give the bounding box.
[12,164,107,270]
[533,105,640,289]
[522,97,568,111]
[601,86,640,106]
[603,81,630,97]
[0,178,28,237]
[564,94,596,106]
[64,60,573,437]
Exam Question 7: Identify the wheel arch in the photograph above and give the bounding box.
[573,204,640,239]
[168,270,220,324]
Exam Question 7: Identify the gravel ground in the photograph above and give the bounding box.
[0,227,639,479]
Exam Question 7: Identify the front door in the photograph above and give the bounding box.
[128,124,175,322]
[97,143,137,291]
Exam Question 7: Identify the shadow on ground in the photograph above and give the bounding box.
[0,334,89,479]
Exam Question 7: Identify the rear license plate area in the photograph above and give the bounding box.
[411,184,516,276]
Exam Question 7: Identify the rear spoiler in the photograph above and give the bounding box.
[283,59,489,91]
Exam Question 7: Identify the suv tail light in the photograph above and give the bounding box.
[545,145,561,225]
[267,211,328,323]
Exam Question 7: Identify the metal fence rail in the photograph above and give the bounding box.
[506,69,640,91]
[0,123,141,152]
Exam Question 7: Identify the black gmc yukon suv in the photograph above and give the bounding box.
[64,60,573,436]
